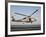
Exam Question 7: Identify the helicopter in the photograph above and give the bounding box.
[11,9,39,23]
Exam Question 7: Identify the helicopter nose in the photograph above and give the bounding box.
[31,18,37,22]
[31,19,34,21]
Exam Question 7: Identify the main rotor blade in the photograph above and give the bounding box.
[15,12,27,16]
[15,9,39,19]
[30,9,39,17]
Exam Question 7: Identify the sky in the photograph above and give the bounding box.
[10,5,41,24]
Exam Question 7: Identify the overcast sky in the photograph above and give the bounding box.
[10,5,41,24]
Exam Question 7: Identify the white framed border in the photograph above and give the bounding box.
[8,2,43,35]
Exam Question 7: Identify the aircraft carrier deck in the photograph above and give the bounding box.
[11,24,41,31]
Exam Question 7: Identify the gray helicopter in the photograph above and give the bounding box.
[11,9,39,23]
